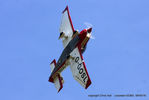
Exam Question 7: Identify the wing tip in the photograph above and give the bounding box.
[62,5,69,13]
[85,78,92,89]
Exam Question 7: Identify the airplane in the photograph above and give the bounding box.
[48,6,92,92]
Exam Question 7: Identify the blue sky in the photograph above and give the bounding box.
[0,0,149,100]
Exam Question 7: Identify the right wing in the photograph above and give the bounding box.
[69,46,91,89]
[59,6,75,48]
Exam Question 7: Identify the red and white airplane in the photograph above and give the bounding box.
[48,6,92,92]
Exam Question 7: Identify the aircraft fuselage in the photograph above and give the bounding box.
[49,28,92,82]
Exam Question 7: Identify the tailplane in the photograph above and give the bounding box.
[49,59,64,92]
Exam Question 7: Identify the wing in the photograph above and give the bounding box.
[69,46,91,89]
[59,6,75,48]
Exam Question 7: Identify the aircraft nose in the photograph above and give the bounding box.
[87,27,92,33]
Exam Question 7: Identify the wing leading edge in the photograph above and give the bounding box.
[70,46,91,89]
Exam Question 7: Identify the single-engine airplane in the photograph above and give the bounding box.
[48,6,92,92]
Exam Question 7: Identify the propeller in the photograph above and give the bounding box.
[84,22,93,28]
[84,22,95,39]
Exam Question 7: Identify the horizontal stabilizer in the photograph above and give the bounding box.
[49,59,64,92]
[50,59,56,72]
[54,74,64,92]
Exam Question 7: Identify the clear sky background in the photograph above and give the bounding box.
[0,0,149,100]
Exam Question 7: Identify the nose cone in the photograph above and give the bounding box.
[87,27,92,33]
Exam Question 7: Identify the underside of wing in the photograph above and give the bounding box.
[59,6,75,48]
[69,46,91,89]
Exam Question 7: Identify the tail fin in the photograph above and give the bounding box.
[49,59,64,92]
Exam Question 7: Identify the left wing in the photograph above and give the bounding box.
[59,6,75,48]
[69,46,91,89]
